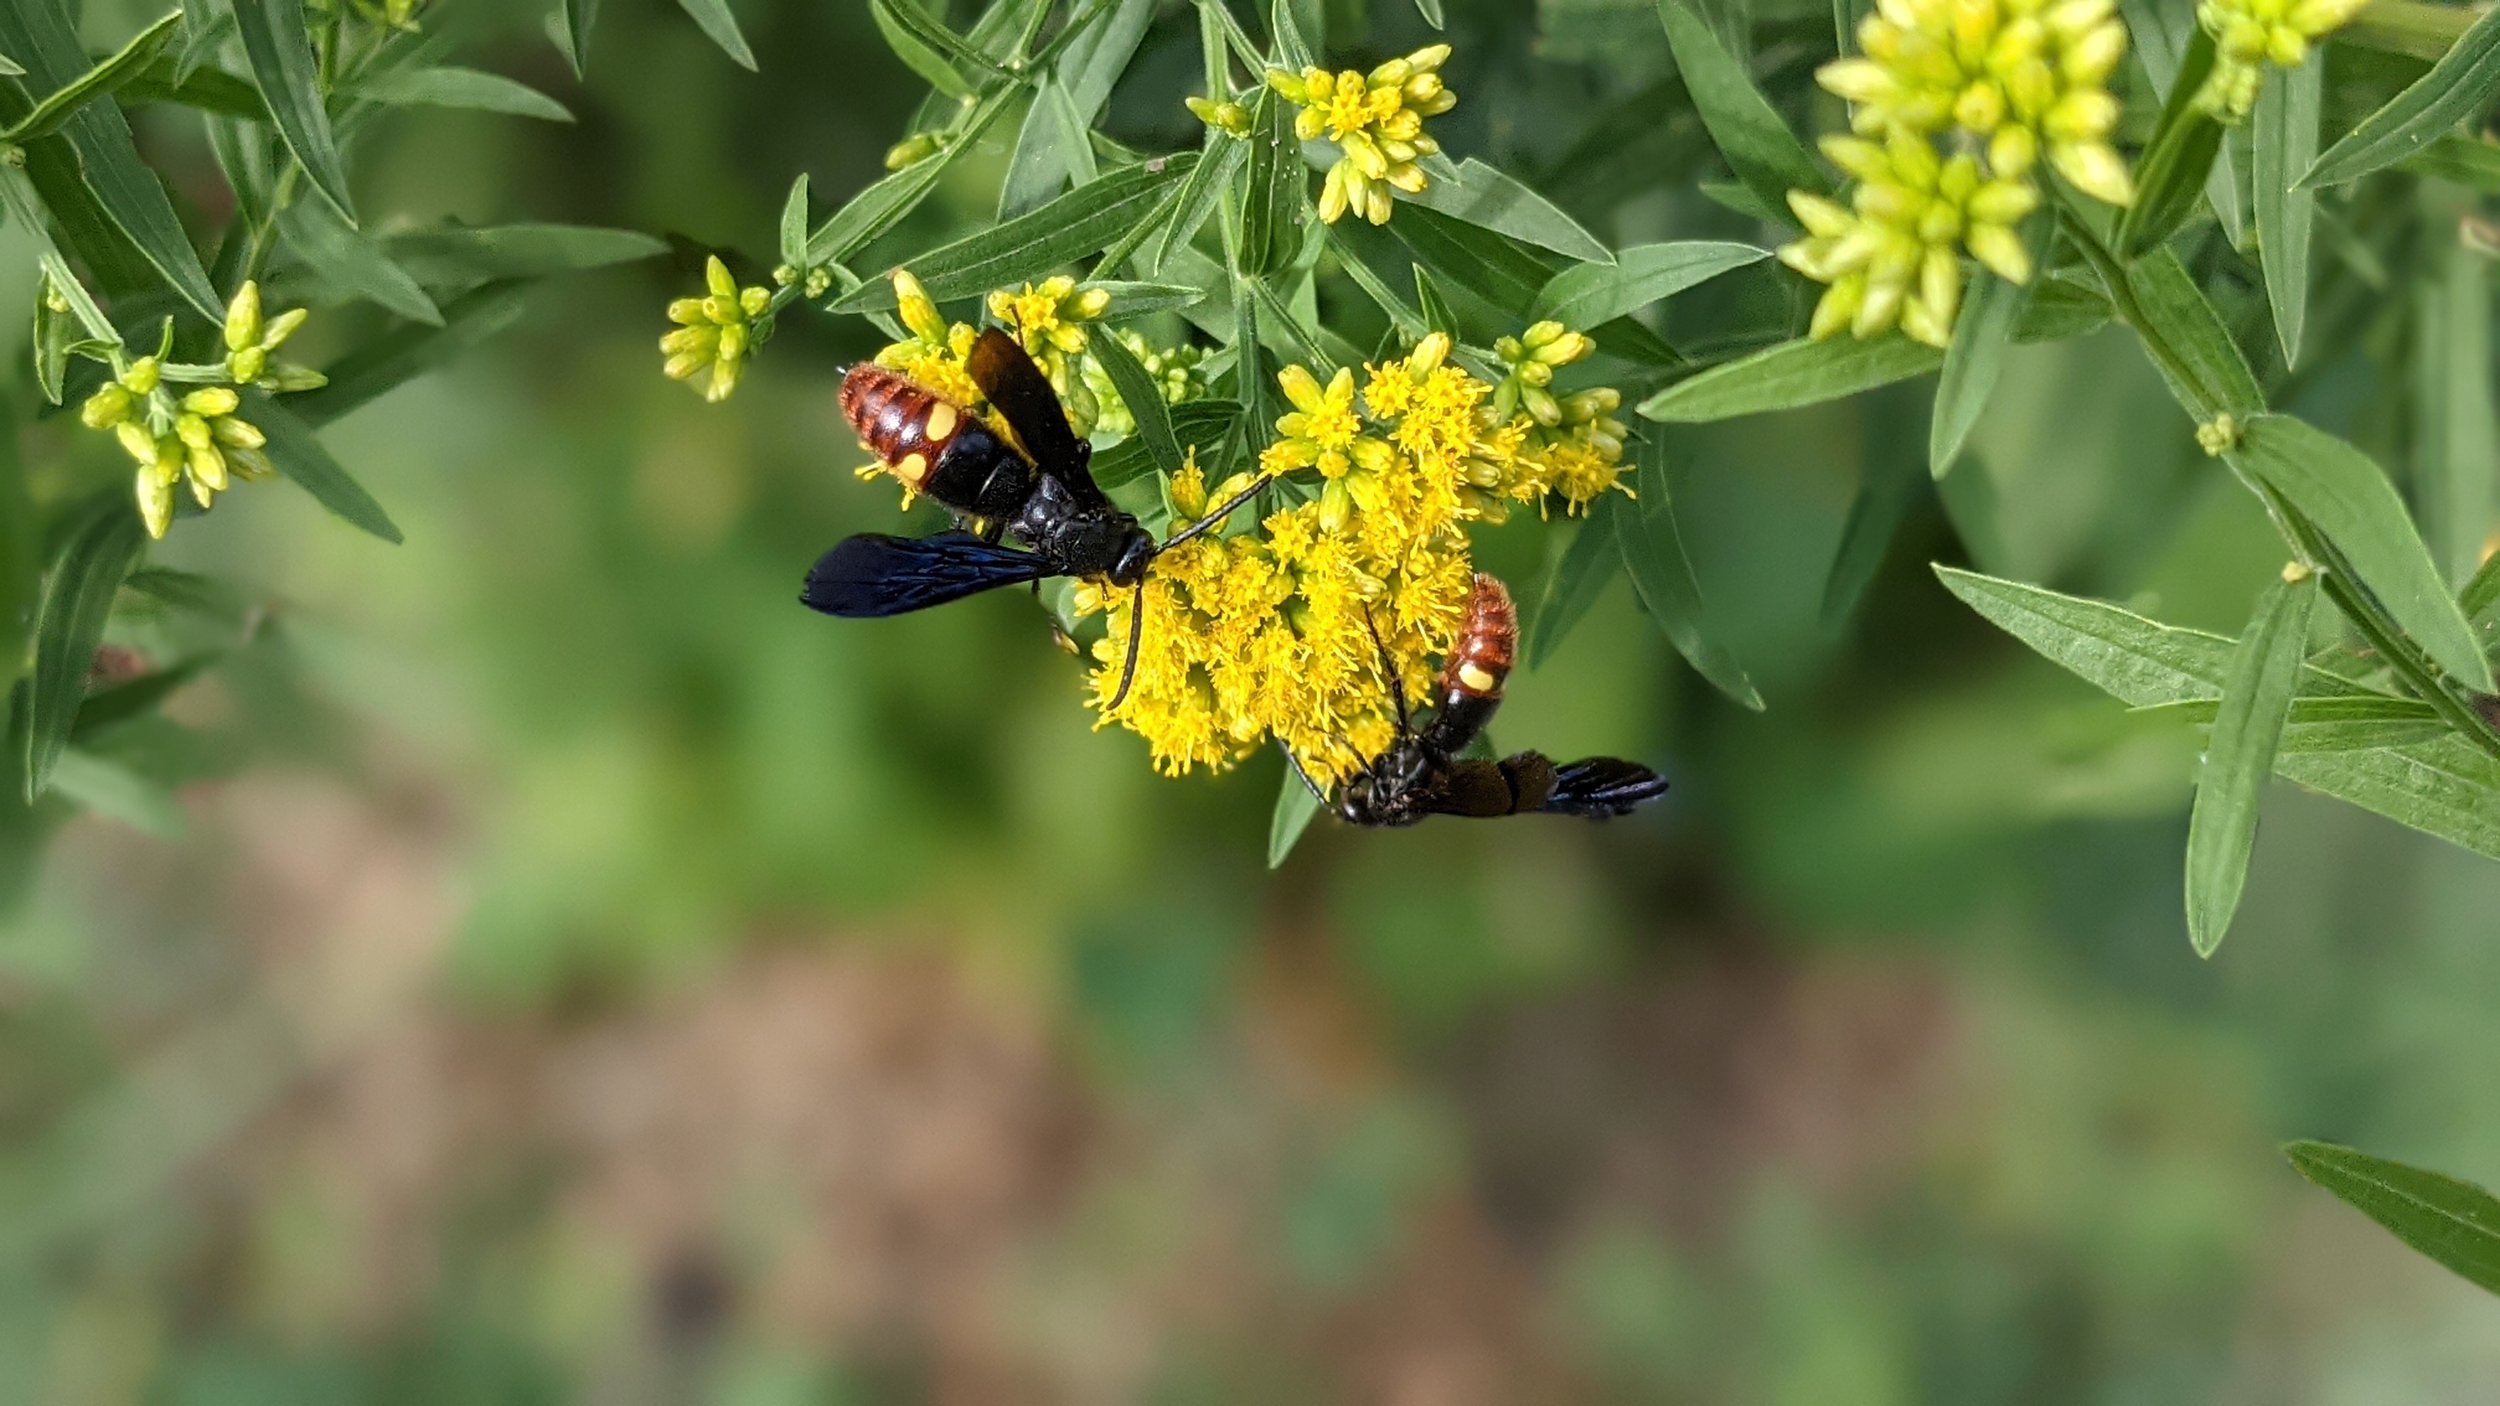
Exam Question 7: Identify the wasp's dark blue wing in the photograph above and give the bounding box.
[801,531,1053,618]
[967,327,1103,504]
[1541,757,1669,819]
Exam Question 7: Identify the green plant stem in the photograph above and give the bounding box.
[2058,198,2500,760]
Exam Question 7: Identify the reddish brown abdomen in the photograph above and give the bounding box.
[839,364,968,476]
[1441,572,1516,699]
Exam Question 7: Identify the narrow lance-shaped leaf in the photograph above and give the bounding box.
[352,65,574,122]
[1269,758,1323,868]
[2417,235,2498,587]
[2303,2,2500,188]
[244,393,403,544]
[2228,414,2495,691]
[556,0,600,75]
[1087,328,1184,478]
[2184,567,2317,957]
[675,0,758,71]
[1406,156,1612,263]
[2123,247,2265,418]
[291,283,534,427]
[229,0,357,222]
[831,153,1199,309]
[869,0,976,98]
[1929,249,2038,477]
[1619,435,1764,709]
[2116,26,2223,258]
[280,201,443,324]
[1641,335,1942,423]
[1655,0,1827,215]
[1236,89,1305,279]
[1147,135,1245,275]
[2252,59,2320,362]
[1529,241,1768,331]
[25,500,145,800]
[805,87,1017,267]
[1827,387,1931,627]
[0,399,32,690]
[0,2,221,318]
[0,9,180,143]
[778,174,810,270]
[2284,1142,2500,1295]
[1528,503,1621,671]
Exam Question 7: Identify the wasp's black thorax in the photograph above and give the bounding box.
[920,420,1036,523]
[1007,470,1155,585]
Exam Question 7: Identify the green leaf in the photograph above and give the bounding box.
[2394,133,2500,192]
[2461,547,2500,629]
[1826,389,1929,627]
[1640,336,1940,423]
[2274,737,2500,858]
[377,223,668,291]
[2303,2,2500,188]
[47,747,184,836]
[1935,565,2254,706]
[2284,1142,2500,1294]
[2142,694,2451,754]
[1619,436,1764,709]
[1092,400,1241,489]
[2417,241,2497,587]
[25,500,144,801]
[675,0,758,71]
[2019,275,2114,341]
[0,3,220,318]
[0,9,179,143]
[291,283,534,426]
[1929,260,2035,476]
[2125,247,2265,417]
[1528,241,1768,331]
[1059,0,1152,122]
[1083,281,1205,319]
[281,200,443,324]
[999,79,1096,220]
[245,393,403,544]
[230,0,358,223]
[2253,60,2319,363]
[2184,569,2317,957]
[1269,760,1322,868]
[1087,330,1183,478]
[1414,266,1460,340]
[353,65,573,121]
[778,174,810,270]
[870,0,975,98]
[831,154,1198,309]
[1415,0,1446,26]
[557,0,600,75]
[2229,415,2494,691]
[1406,156,1613,263]
[1654,0,1826,215]
[0,403,31,691]
[1147,134,1245,275]
[2116,27,2222,258]
[1527,506,1620,670]
[118,55,268,119]
[1237,89,1306,279]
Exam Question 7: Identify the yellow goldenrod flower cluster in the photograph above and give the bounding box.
[1082,330,1207,439]
[1781,134,2040,346]
[1796,0,2131,346]
[74,281,321,539]
[1086,331,1632,779]
[989,276,1113,432]
[1265,45,1456,225]
[661,256,773,403]
[2195,0,2370,120]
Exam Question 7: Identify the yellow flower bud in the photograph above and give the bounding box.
[229,346,268,384]
[136,465,174,539]
[705,255,737,300]
[175,413,213,452]
[116,422,159,464]
[189,443,229,492]
[224,280,262,352]
[740,286,771,318]
[182,386,240,417]
[260,308,309,349]
[120,356,160,394]
[212,415,266,450]
[80,383,131,430]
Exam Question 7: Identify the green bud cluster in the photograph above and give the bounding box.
[661,256,776,403]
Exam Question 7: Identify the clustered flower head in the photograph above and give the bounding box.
[1793,0,2131,347]
[74,281,320,540]
[1781,133,2039,345]
[1264,44,1456,225]
[1090,329,1633,780]
[2194,0,2370,120]
[989,275,1113,432]
[661,256,774,403]
[1082,330,1207,439]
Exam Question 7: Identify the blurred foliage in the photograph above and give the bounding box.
[0,0,2496,1401]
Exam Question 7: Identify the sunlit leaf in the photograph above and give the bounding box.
[675,0,758,71]
[1619,436,1763,709]
[1269,759,1322,868]
[556,0,600,75]
[245,394,403,544]
[1640,336,1940,422]
[25,499,144,801]
[1087,329,1183,478]
[1929,257,2034,476]
[2304,3,2500,188]
[379,223,664,291]
[2123,248,2264,417]
[1237,89,1306,279]
[1654,0,1825,214]
[354,65,574,122]
[0,9,179,143]
[230,0,358,222]
[2229,415,2494,691]
[1407,156,1612,263]
[2116,27,2222,257]
[831,153,1198,309]
[2416,240,2497,587]
[778,174,810,270]
[2184,569,2317,956]
[1528,240,1767,331]
[2253,60,2319,362]
[280,200,443,324]
[2285,1142,2500,1294]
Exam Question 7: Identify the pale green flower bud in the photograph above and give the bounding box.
[229,346,268,384]
[120,356,160,394]
[80,383,132,430]
[224,280,262,352]
[212,415,266,449]
[182,387,240,417]
[260,308,309,349]
[261,364,327,393]
[174,413,213,452]
[705,255,737,300]
[115,422,159,464]
[136,464,174,539]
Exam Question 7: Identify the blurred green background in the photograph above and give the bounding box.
[6,0,2500,1400]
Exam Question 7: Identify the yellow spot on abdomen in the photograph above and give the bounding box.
[1457,661,1500,694]
[923,402,958,442]
[894,451,930,486]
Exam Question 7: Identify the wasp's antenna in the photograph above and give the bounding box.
[1359,604,1409,733]
[1157,472,1274,552]
[1106,577,1148,711]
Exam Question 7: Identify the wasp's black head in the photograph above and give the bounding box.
[1108,527,1158,586]
[1337,739,1432,827]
